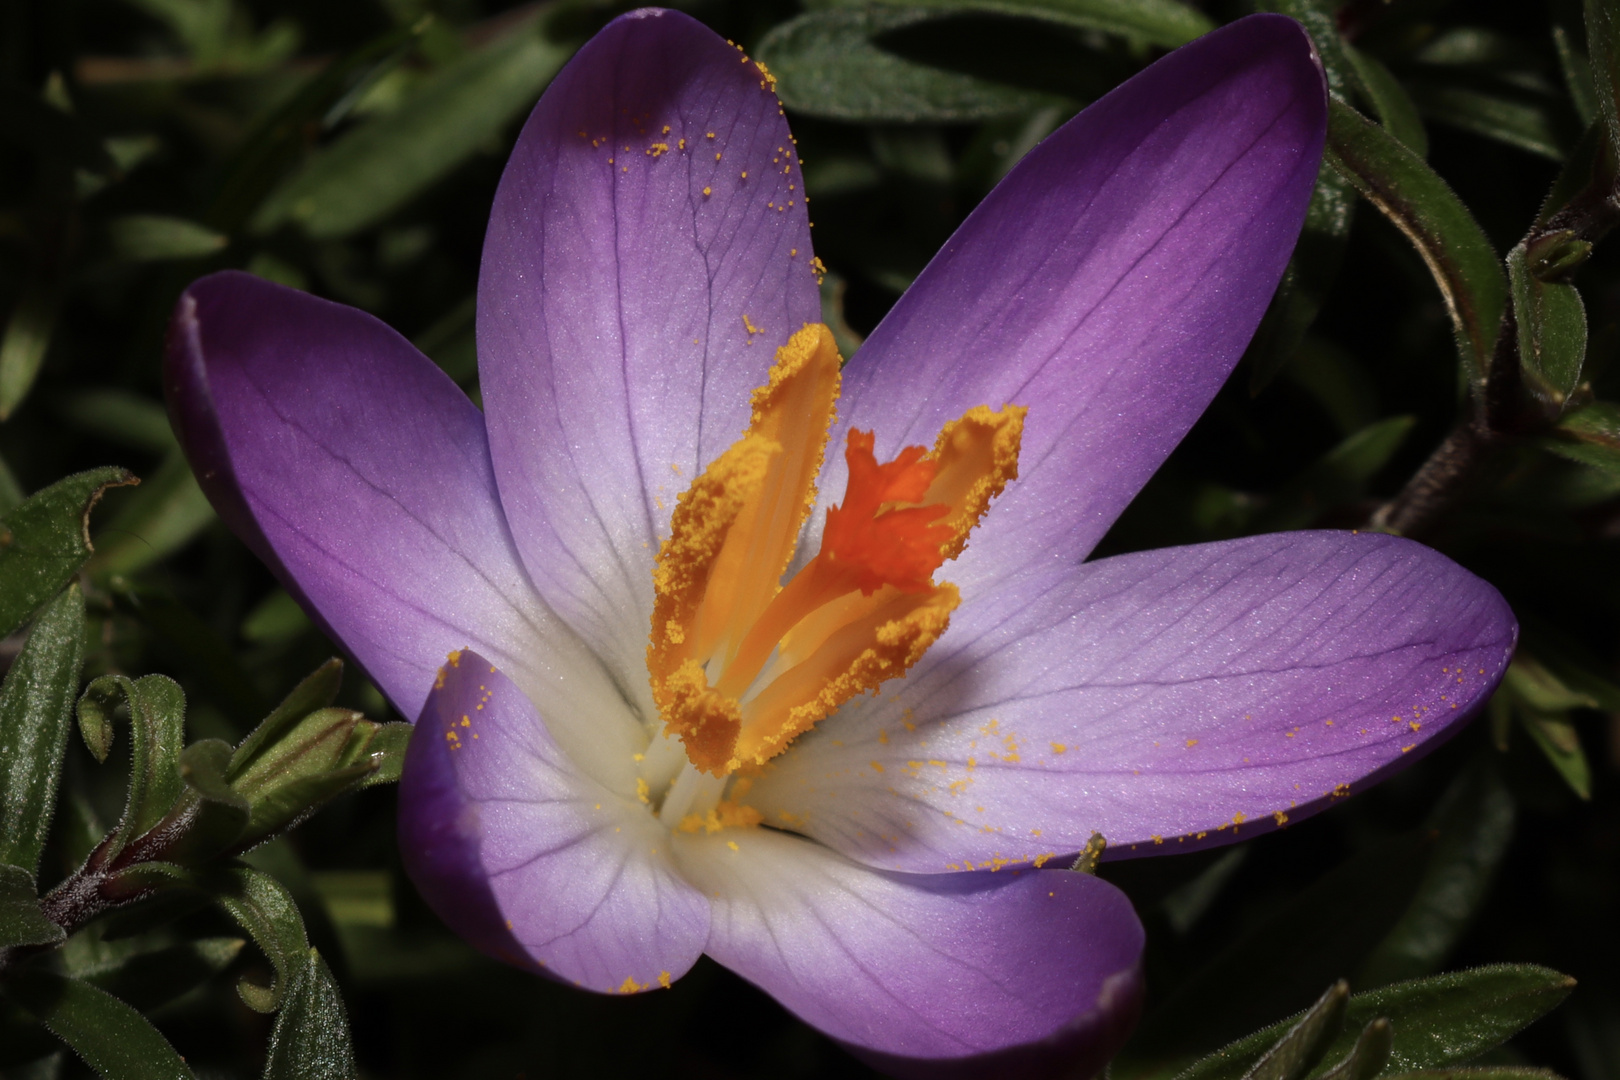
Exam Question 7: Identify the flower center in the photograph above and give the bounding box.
[646,323,1024,780]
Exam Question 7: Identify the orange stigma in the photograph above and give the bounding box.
[647,323,1024,776]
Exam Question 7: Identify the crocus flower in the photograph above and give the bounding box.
[165,7,1516,1076]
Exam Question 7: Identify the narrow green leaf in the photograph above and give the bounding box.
[1167,966,1575,1080]
[0,284,61,422]
[1519,710,1592,800]
[229,660,345,779]
[106,215,227,262]
[1317,1020,1393,1080]
[76,937,244,1013]
[1508,242,1588,411]
[262,949,358,1080]
[0,452,23,515]
[0,864,64,948]
[1587,0,1620,153]
[0,82,115,173]
[357,722,411,789]
[1325,99,1505,389]
[758,9,1052,122]
[1262,0,1359,103]
[1406,81,1572,161]
[1384,1071,1567,1080]
[1240,982,1349,1080]
[0,467,135,640]
[160,739,252,862]
[1506,656,1599,712]
[1554,24,1599,128]
[3,969,194,1080]
[1247,170,1356,393]
[252,15,574,239]
[109,583,268,721]
[808,0,1212,47]
[1256,416,1416,530]
[57,391,176,455]
[0,586,84,876]
[86,453,216,580]
[1546,400,1620,470]
[205,864,310,1013]
[1360,761,1516,986]
[1345,47,1429,157]
[76,675,188,861]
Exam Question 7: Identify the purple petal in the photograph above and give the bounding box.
[673,827,1142,1074]
[165,272,641,792]
[748,532,1515,870]
[478,9,820,693]
[399,650,710,991]
[807,14,1326,590]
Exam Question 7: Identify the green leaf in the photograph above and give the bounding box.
[86,453,216,580]
[1508,240,1588,412]
[1247,170,1356,393]
[1519,710,1592,800]
[0,864,64,948]
[208,18,428,233]
[758,9,1053,122]
[57,391,176,455]
[807,0,1212,47]
[204,864,310,1013]
[252,14,574,239]
[231,707,397,845]
[1383,1071,1567,1080]
[109,583,268,721]
[1325,99,1505,391]
[1344,47,1429,157]
[1166,966,1575,1080]
[105,215,227,262]
[2,968,194,1080]
[1261,0,1359,103]
[1359,762,1516,986]
[1546,400,1620,470]
[1406,81,1572,161]
[0,467,135,640]
[0,586,85,876]
[1588,0,1620,154]
[229,659,345,778]
[357,722,411,789]
[1316,1020,1393,1080]
[75,937,244,1014]
[262,949,358,1080]
[1554,24,1599,129]
[0,82,115,173]
[0,283,62,422]
[1257,415,1416,530]
[76,675,188,861]
[162,739,252,862]
[1240,982,1349,1080]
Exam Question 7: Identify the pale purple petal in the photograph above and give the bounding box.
[673,827,1142,1075]
[398,651,710,991]
[478,9,820,697]
[749,532,1515,871]
[804,14,1326,591]
[165,272,641,792]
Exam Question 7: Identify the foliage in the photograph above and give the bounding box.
[0,0,1615,1076]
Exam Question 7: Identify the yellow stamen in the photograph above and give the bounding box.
[647,323,1023,777]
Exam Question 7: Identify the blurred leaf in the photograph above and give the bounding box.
[1263,0,1359,102]
[109,584,268,721]
[1588,0,1620,153]
[76,674,187,860]
[1345,48,1429,157]
[1316,1020,1393,1080]
[1406,80,1572,161]
[1287,336,1380,436]
[2,968,194,1080]
[209,18,428,232]
[74,936,244,1013]
[1359,761,1516,986]
[0,454,22,515]
[1518,710,1592,800]
[0,864,64,948]
[262,949,357,1080]
[1240,982,1349,1080]
[57,391,175,455]
[0,585,85,877]
[808,0,1212,46]
[0,467,134,639]
[1248,170,1356,393]
[1162,847,1247,935]
[1553,24,1599,128]
[1505,655,1599,712]
[0,284,62,422]
[1384,1072,1568,1080]
[253,13,574,239]
[0,83,114,173]
[1255,415,1415,531]
[106,215,227,262]
[87,453,215,580]
[759,9,1052,121]
[1508,240,1587,411]
[1160,966,1576,1080]
[1325,99,1505,389]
